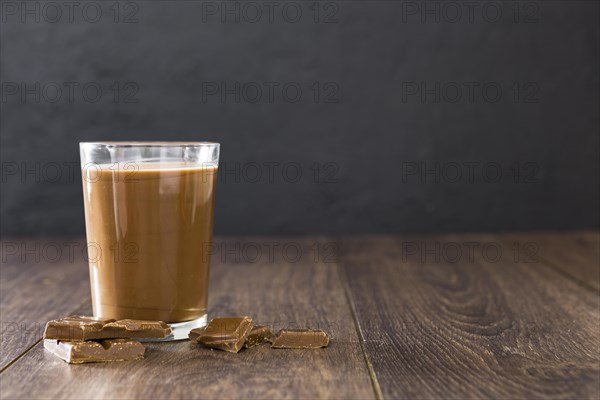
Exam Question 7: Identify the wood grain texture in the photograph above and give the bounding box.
[0,238,375,399]
[496,231,599,292]
[339,233,600,400]
[0,238,90,370]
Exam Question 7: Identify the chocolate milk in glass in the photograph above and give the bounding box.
[81,162,217,322]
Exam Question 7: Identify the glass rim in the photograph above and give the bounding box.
[80,141,220,147]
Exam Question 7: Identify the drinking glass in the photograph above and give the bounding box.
[79,142,219,340]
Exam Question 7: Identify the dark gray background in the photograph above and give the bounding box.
[1,1,598,235]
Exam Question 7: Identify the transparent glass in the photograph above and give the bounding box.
[79,142,220,340]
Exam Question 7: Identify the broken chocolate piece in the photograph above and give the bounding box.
[44,316,171,341]
[44,316,115,341]
[104,319,171,339]
[244,325,274,348]
[44,339,145,364]
[271,329,329,349]
[196,316,253,353]
[188,327,205,342]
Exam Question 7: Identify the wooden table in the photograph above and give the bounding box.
[1,232,598,399]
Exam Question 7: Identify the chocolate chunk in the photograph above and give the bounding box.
[44,316,171,341]
[271,329,329,349]
[188,327,205,342]
[44,316,114,341]
[244,325,274,348]
[105,319,171,339]
[195,316,253,353]
[44,339,145,364]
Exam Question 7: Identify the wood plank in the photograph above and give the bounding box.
[339,233,600,399]
[496,231,599,292]
[0,238,375,399]
[0,238,90,370]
